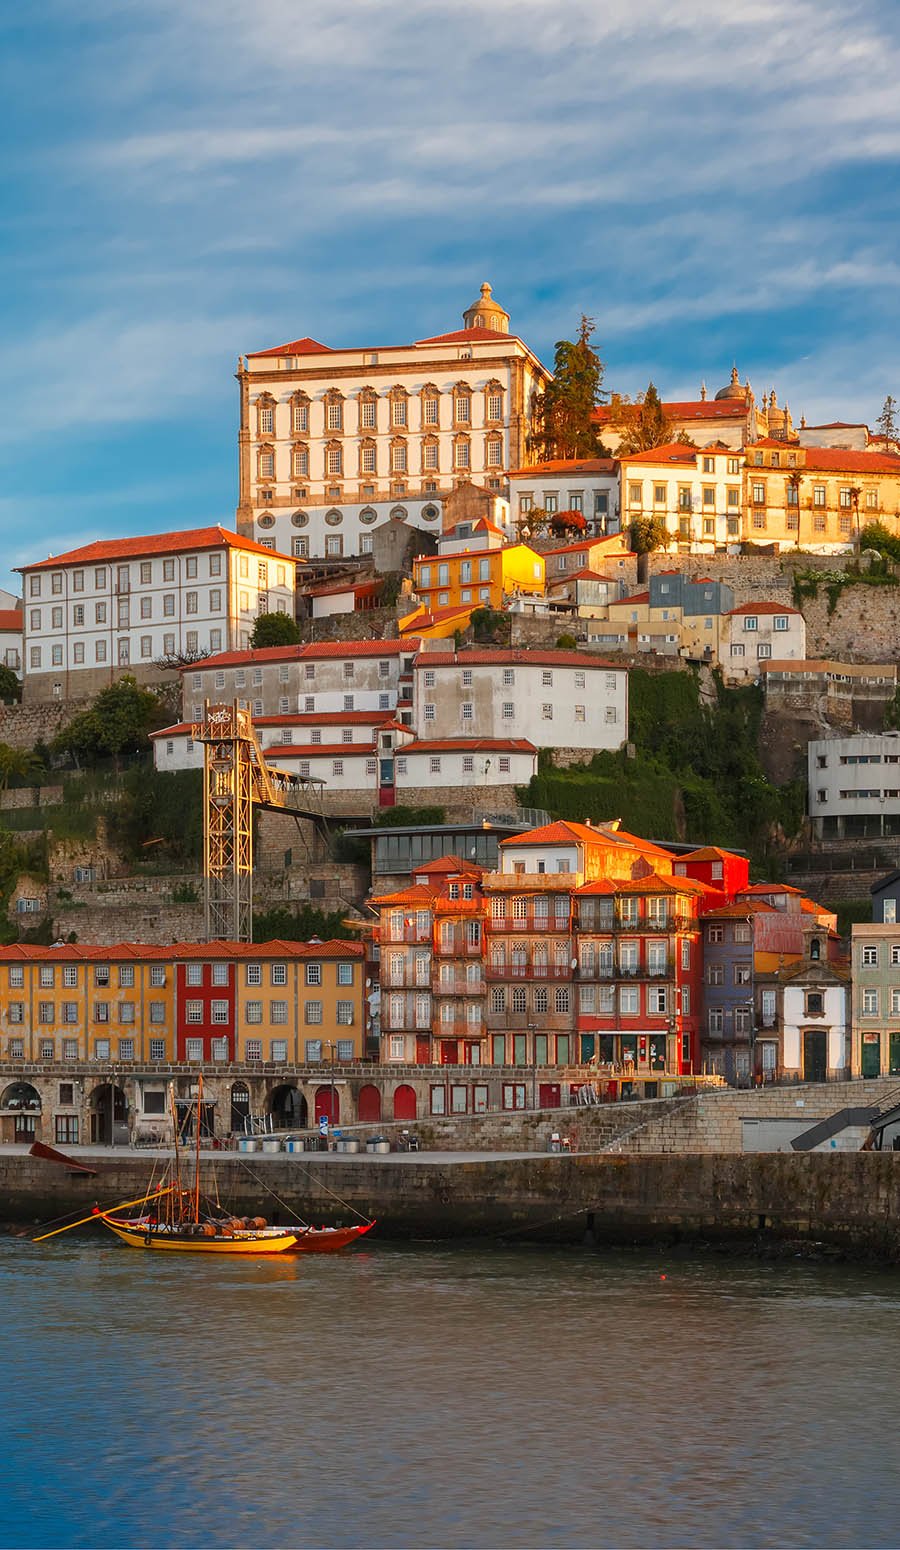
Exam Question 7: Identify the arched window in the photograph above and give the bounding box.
[452,381,472,427]
[324,390,344,433]
[255,393,276,436]
[257,513,276,529]
[390,505,408,521]
[257,443,275,481]
[421,503,440,522]
[358,438,377,478]
[291,443,309,479]
[291,510,309,528]
[358,387,378,432]
[359,506,378,525]
[421,434,440,475]
[484,380,505,423]
[484,431,504,470]
[290,391,310,434]
[390,438,408,474]
[324,440,343,478]
[420,383,441,428]
[389,385,409,429]
[453,433,471,472]
[325,508,343,526]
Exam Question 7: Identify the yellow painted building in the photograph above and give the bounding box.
[412,540,544,615]
[231,943,366,1064]
[0,946,177,1064]
[743,442,900,552]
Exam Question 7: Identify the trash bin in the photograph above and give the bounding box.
[238,1137,258,1154]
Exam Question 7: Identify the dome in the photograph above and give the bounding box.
[714,365,748,402]
[462,282,510,334]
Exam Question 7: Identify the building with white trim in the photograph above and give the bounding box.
[235,282,550,563]
[720,602,805,682]
[18,528,297,702]
[808,732,900,838]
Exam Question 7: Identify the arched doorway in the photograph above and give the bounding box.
[0,1081,41,1144]
[393,1084,417,1121]
[90,1083,127,1145]
[230,1082,252,1133]
[315,1086,340,1126]
[270,1084,308,1130]
[358,1084,381,1123]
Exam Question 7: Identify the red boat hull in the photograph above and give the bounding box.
[291,1222,375,1252]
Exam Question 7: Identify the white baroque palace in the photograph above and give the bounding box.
[235,283,550,562]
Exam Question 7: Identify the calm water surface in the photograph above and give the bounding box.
[5,1233,900,1549]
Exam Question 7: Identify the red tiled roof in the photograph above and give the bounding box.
[508,458,618,477]
[609,589,649,606]
[19,526,297,572]
[542,538,625,556]
[247,336,334,358]
[399,604,473,633]
[399,738,536,755]
[614,871,706,895]
[548,567,616,584]
[618,443,698,465]
[302,578,380,599]
[0,609,22,632]
[703,901,777,918]
[501,820,670,858]
[414,649,623,670]
[727,602,800,617]
[573,879,618,895]
[412,856,482,877]
[802,447,900,474]
[740,882,803,895]
[370,884,437,906]
[596,400,748,424]
[682,845,739,862]
[264,741,375,759]
[414,326,528,347]
[0,938,362,961]
[181,639,419,672]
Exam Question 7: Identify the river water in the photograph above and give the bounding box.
[5,1234,900,1550]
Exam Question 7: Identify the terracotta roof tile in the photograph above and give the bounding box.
[414,649,624,670]
[727,602,801,617]
[247,336,334,358]
[399,738,536,755]
[181,639,419,672]
[0,609,22,632]
[19,526,296,573]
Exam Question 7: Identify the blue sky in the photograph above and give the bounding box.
[2,0,900,593]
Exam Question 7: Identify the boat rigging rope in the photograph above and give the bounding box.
[235,1156,372,1225]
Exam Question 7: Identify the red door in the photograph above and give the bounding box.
[439,1040,459,1065]
[393,1084,417,1121]
[539,1083,561,1108]
[415,1034,432,1065]
[315,1086,340,1125]
[357,1084,381,1123]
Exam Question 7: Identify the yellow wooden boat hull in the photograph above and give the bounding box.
[102,1220,298,1254]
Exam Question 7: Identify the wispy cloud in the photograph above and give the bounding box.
[1,0,899,593]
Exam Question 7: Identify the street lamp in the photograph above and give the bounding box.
[529,1021,537,1110]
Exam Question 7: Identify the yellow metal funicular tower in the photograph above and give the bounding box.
[192,702,325,942]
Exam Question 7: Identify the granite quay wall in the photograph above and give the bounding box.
[11,1149,900,1255]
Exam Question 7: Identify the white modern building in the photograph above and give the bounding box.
[17,527,296,702]
[720,602,805,682]
[508,458,621,535]
[808,731,900,838]
[235,282,550,562]
[412,649,628,752]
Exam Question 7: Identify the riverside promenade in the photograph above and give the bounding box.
[8,1078,900,1257]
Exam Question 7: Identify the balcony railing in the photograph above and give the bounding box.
[434,1021,484,1040]
[384,972,433,991]
[488,916,572,933]
[433,976,486,996]
[382,927,432,946]
[486,963,573,980]
[577,963,673,981]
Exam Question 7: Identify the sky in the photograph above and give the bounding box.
[2,0,900,593]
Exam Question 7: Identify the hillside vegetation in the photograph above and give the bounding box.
[519,669,805,869]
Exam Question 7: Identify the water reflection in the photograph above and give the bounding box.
[5,1238,900,1549]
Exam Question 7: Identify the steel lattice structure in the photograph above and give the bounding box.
[191,701,325,942]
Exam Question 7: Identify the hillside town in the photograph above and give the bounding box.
[4,281,900,1149]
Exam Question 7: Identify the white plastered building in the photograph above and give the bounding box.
[235,283,550,562]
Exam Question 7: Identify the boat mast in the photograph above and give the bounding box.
[194,1072,204,1226]
[169,1081,183,1225]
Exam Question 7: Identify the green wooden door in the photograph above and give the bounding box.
[803,1029,827,1083]
[862,1034,882,1078]
[889,1033,900,1076]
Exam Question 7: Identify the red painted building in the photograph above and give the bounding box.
[175,958,236,1062]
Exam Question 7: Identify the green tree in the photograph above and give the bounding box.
[470,607,511,645]
[53,677,163,766]
[0,665,21,704]
[530,316,607,460]
[250,612,301,648]
[876,394,898,445]
[612,382,679,454]
[629,514,670,555]
[0,743,43,789]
